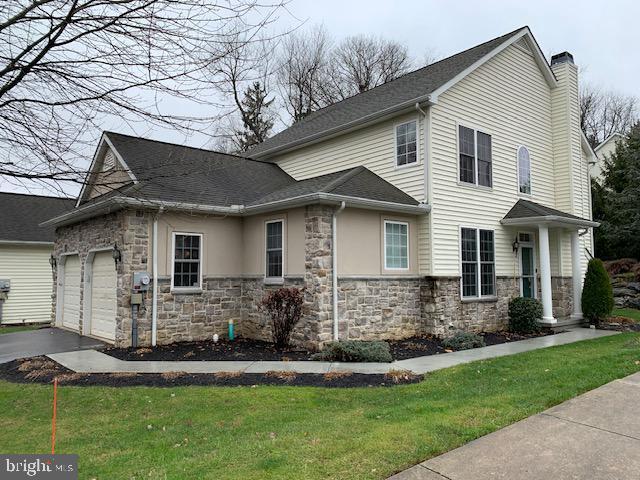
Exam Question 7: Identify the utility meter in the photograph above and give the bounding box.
[0,280,10,293]
[133,272,151,292]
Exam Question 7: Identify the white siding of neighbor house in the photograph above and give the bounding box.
[273,112,431,274]
[0,244,54,324]
[429,42,558,276]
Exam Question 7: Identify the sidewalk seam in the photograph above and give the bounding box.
[540,412,640,442]
[420,464,453,480]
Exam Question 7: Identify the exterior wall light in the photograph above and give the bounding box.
[512,238,520,253]
[49,254,57,271]
[112,243,122,267]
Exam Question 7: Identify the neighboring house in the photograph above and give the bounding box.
[0,193,74,324]
[44,26,597,348]
[591,132,624,182]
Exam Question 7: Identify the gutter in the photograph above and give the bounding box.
[332,201,346,341]
[501,216,600,228]
[0,240,54,246]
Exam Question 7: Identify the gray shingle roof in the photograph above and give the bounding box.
[249,166,419,206]
[247,27,526,158]
[503,199,587,222]
[0,192,75,242]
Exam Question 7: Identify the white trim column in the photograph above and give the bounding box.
[570,230,583,320]
[538,224,556,324]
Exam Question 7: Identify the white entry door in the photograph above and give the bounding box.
[61,255,81,330]
[90,251,117,341]
[519,232,536,298]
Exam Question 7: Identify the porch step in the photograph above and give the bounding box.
[539,317,588,332]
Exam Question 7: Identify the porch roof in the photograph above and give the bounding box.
[501,199,599,228]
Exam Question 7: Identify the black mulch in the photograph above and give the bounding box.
[597,321,640,332]
[0,357,421,388]
[103,330,559,363]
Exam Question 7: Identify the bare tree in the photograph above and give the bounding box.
[581,82,638,148]
[0,0,285,192]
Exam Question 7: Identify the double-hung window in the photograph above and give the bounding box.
[395,121,417,167]
[460,227,495,298]
[517,146,532,194]
[384,221,409,270]
[459,125,492,187]
[266,220,284,278]
[172,233,202,289]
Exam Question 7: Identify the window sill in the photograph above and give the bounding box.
[171,287,203,295]
[263,277,285,286]
[457,181,493,192]
[461,296,498,304]
[394,161,420,171]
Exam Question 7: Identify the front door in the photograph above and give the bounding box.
[519,233,536,298]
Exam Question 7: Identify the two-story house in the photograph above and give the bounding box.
[44,26,597,348]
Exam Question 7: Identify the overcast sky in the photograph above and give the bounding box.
[1,0,637,196]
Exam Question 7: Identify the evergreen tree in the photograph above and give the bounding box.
[236,81,274,152]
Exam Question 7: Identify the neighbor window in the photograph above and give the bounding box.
[384,221,409,269]
[517,146,531,194]
[460,227,495,298]
[396,121,417,167]
[458,125,492,187]
[172,233,202,289]
[266,220,283,278]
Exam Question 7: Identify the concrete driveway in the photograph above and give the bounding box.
[0,327,105,364]
[390,371,640,480]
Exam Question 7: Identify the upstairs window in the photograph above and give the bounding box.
[460,227,495,298]
[266,220,283,278]
[459,125,492,187]
[384,221,409,270]
[396,121,417,167]
[517,146,531,195]
[172,233,202,289]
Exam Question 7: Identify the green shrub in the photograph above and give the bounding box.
[508,297,543,333]
[582,258,614,325]
[311,340,392,363]
[442,331,485,351]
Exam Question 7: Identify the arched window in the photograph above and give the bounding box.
[517,146,531,195]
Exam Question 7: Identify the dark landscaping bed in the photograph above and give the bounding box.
[103,329,559,363]
[0,357,420,388]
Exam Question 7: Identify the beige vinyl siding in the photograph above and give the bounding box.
[273,112,431,274]
[0,244,53,324]
[550,65,574,214]
[429,43,555,276]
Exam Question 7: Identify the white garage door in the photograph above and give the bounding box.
[90,251,116,340]
[90,252,117,341]
[61,255,81,330]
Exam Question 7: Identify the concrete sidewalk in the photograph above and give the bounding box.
[389,371,640,480]
[47,328,617,375]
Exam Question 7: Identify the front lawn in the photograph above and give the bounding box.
[0,324,43,335]
[1,333,639,479]
[613,308,640,322]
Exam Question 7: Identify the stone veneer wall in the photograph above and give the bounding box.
[551,277,573,318]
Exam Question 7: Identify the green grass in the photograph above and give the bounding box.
[613,308,640,322]
[1,333,639,479]
[0,324,44,334]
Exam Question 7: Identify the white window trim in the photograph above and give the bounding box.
[459,226,496,300]
[456,122,493,190]
[170,232,204,292]
[516,145,533,197]
[383,220,410,271]
[394,118,420,170]
[518,231,537,299]
[265,219,285,281]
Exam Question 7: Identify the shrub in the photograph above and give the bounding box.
[259,287,305,348]
[508,297,543,333]
[311,340,392,363]
[442,331,485,351]
[582,258,614,325]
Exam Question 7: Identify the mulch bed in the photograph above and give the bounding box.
[597,317,640,332]
[0,357,421,388]
[103,330,559,363]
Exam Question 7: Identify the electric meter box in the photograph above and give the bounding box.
[0,279,10,293]
[132,272,151,292]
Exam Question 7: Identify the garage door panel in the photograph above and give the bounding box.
[90,252,116,341]
[62,255,80,330]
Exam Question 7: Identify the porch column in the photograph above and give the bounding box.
[538,224,556,324]
[570,230,583,320]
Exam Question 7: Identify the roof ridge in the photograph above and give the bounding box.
[0,191,74,201]
[104,131,272,165]
[321,166,367,193]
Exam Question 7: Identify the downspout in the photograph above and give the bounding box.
[332,201,346,341]
[151,206,164,346]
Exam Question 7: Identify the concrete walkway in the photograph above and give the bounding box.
[389,371,640,480]
[0,327,105,364]
[47,328,617,375]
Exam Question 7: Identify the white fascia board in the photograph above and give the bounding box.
[501,215,599,228]
[429,28,557,104]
